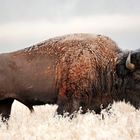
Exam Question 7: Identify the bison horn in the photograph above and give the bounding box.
[126,52,135,70]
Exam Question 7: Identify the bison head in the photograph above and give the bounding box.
[116,50,140,109]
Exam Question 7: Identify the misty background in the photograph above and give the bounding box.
[0,0,140,53]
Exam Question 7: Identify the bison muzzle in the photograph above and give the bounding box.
[0,33,139,122]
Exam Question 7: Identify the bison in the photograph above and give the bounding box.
[0,33,140,122]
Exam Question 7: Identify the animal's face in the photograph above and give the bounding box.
[116,50,140,109]
[128,51,140,108]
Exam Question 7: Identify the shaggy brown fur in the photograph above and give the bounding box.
[14,33,121,114]
[51,34,121,114]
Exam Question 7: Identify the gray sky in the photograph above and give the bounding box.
[0,0,140,52]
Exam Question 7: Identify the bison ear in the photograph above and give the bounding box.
[126,52,135,71]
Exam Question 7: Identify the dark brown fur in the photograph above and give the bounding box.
[0,33,139,122]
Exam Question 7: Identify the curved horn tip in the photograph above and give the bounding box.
[126,52,135,70]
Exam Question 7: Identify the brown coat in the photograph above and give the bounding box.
[0,33,139,121]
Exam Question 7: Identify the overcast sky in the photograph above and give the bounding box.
[0,0,140,52]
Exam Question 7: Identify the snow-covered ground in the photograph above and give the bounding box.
[0,101,140,140]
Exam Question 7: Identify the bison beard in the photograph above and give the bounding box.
[0,33,139,122]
